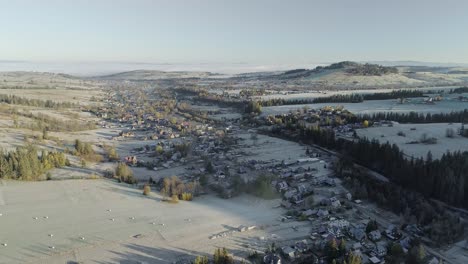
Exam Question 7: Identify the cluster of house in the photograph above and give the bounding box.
[262,106,364,134]
[123,155,137,165]
[267,215,425,264]
[273,208,428,264]
[113,123,183,141]
[264,158,332,208]
[248,154,431,264]
[130,138,191,169]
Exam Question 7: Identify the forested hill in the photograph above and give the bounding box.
[277,62,399,79]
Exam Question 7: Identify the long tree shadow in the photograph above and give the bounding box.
[92,243,205,264]
[99,180,163,202]
[95,131,119,138]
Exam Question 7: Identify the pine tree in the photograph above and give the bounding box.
[194,256,208,264]
[366,220,378,233]
[0,150,12,179]
[407,244,426,264]
[326,239,339,259]
[18,153,32,180]
[339,238,346,256]
[75,139,83,154]
[42,127,48,140]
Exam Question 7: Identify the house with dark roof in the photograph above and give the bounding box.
[368,230,382,241]
[348,227,366,241]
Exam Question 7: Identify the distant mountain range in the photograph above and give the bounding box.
[1,60,467,76]
[366,61,468,68]
[1,60,468,90]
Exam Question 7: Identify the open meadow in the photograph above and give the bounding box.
[0,179,293,264]
[356,123,468,159]
[261,95,468,116]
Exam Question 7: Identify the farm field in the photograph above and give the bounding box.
[255,86,459,101]
[356,123,468,159]
[261,95,468,116]
[0,179,290,264]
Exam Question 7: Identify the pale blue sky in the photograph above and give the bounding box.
[1,0,467,65]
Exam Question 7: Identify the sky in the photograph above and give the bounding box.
[0,0,468,73]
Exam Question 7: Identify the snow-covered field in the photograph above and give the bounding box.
[356,123,468,159]
[261,96,468,116]
[0,179,299,264]
[236,132,309,162]
[255,86,458,101]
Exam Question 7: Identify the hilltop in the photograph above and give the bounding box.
[233,61,468,90]
[91,69,219,81]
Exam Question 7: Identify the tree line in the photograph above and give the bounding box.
[259,90,424,107]
[281,61,398,76]
[175,87,246,109]
[346,63,398,75]
[0,94,76,108]
[450,87,468,94]
[295,125,468,209]
[0,145,68,180]
[359,109,468,124]
[6,109,96,132]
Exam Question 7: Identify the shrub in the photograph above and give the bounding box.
[74,139,94,156]
[89,174,100,179]
[143,184,151,196]
[80,159,87,168]
[181,192,193,201]
[115,162,136,184]
[298,214,308,221]
[193,256,209,264]
[155,145,164,155]
[245,101,262,114]
[42,127,49,140]
[170,194,179,203]
[106,146,119,161]
[75,140,103,162]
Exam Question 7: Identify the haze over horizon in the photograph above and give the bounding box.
[1,0,468,74]
[1,60,468,76]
